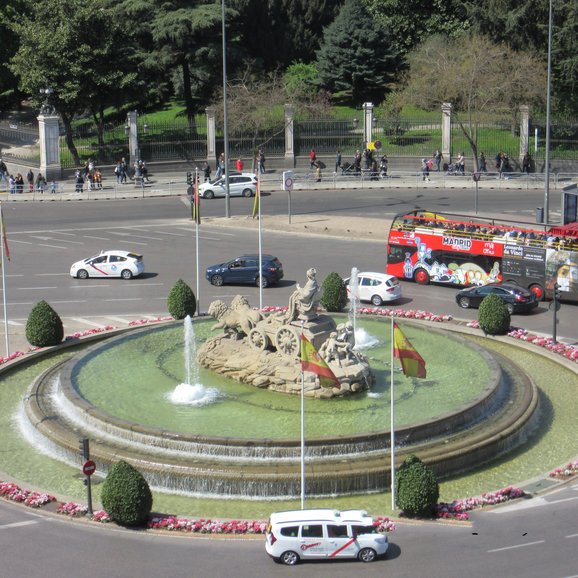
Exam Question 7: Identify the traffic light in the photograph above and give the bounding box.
[186,172,193,186]
[79,437,90,460]
[554,282,561,301]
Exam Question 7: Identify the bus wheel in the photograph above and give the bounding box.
[529,284,544,301]
[414,269,430,285]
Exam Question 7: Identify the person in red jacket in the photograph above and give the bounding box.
[309,149,317,168]
[236,158,244,172]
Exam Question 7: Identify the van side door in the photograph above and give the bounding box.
[299,524,325,559]
[326,524,358,559]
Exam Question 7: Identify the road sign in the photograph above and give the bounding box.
[83,460,96,476]
[283,171,294,191]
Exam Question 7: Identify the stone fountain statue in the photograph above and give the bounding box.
[198,269,373,398]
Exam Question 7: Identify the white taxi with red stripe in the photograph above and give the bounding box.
[70,250,144,280]
[265,509,388,565]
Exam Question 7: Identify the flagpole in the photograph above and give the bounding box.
[0,203,9,356]
[300,322,305,510]
[195,169,200,316]
[257,173,263,311]
[390,315,395,511]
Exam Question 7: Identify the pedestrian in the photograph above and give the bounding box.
[380,154,388,177]
[309,148,317,168]
[120,158,128,183]
[8,174,16,195]
[114,161,122,183]
[140,161,149,182]
[15,173,24,193]
[50,180,57,194]
[522,151,532,174]
[75,169,84,193]
[35,172,47,193]
[479,152,487,173]
[315,164,322,182]
[434,149,443,172]
[421,158,430,181]
[26,168,34,192]
[203,161,211,182]
[335,150,341,172]
[94,167,103,188]
[258,148,266,174]
[500,154,511,179]
[236,158,244,172]
[456,152,465,173]
[0,159,7,181]
[216,152,225,179]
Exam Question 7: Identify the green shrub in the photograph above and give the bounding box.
[320,272,348,312]
[395,454,439,517]
[101,460,153,527]
[478,294,511,335]
[25,300,64,347]
[167,279,197,319]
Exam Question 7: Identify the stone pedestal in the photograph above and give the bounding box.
[442,103,452,163]
[284,104,295,167]
[37,114,61,181]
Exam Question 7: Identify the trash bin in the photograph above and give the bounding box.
[536,207,544,223]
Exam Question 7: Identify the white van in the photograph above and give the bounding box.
[265,509,389,565]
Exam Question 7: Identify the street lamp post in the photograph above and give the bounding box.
[543,0,553,224]
[222,0,230,218]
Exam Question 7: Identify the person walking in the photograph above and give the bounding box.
[335,150,342,172]
[236,158,244,172]
[309,149,317,169]
[26,168,34,192]
[315,164,322,182]
[434,149,443,172]
[421,158,430,181]
[479,152,487,173]
[35,172,47,193]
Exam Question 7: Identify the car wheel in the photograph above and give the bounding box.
[413,268,430,285]
[358,547,377,563]
[77,269,89,280]
[280,551,300,566]
[371,294,383,306]
[506,303,515,314]
[458,296,470,309]
[211,274,224,287]
[204,190,215,199]
[529,284,544,301]
[121,269,133,280]
[256,275,269,288]
[242,188,253,197]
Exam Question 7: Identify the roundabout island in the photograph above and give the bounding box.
[2,272,577,519]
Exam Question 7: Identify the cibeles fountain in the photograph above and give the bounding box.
[22,268,540,500]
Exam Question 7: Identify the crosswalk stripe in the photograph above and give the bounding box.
[104,316,133,325]
[0,520,40,530]
[68,317,108,328]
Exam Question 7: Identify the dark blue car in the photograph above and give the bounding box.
[206,254,284,288]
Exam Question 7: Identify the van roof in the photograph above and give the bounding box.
[269,509,372,525]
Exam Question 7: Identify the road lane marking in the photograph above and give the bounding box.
[118,240,148,246]
[156,231,186,236]
[69,317,108,328]
[18,286,58,290]
[105,316,134,325]
[566,533,578,538]
[8,320,24,326]
[37,243,68,249]
[37,273,70,276]
[70,285,111,288]
[104,298,143,302]
[487,540,544,553]
[0,520,40,530]
[83,235,110,240]
[121,234,163,241]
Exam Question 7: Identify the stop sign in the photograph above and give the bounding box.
[83,460,96,476]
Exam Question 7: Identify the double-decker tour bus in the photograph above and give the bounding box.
[386,209,578,302]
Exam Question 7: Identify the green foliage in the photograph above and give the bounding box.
[478,294,511,335]
[25,300,64,347]
[283,62,320,103]
[101,461,153,527]
[316,0,402,105]
[395,454,439,517]
[167,279,197,319]
[320,272,348,312]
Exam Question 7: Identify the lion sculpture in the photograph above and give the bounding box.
[208,296,263,338]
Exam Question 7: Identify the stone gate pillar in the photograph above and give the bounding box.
[284,104,294,167]
[363,102,374,146]
[519,105,530,162]
[205,107,216,163]
[442,103,452,162]
[37,114,61,181]
[126,110,138,168]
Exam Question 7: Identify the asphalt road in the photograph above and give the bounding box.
[0,189,577,577]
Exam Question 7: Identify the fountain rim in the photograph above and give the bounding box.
[52,316,502,448]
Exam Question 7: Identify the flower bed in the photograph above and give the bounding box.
[548,460,578,479]
[0,481,56,508]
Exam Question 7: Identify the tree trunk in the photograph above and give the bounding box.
[61,114,81,167]
[181,56,198,137]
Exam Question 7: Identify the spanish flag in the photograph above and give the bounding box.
[192,174,201,225]
[393,322,426,378]
[300,334,340,388]
[252,174,260,219]
[0,203,10,261]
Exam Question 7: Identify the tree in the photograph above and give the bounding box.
[167,279,197,320]
[0,0,27,111]
[478,294,511,335]
[400,32,547,169]
[395,454,439,517]
[9,0,138,166]
[316,0,402,105]
[320,272,348,312]
[363,0,468,55]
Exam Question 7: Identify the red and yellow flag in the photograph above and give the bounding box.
[252,175,260,219]
[393,322,426,378]
[300,334,340,388]
[0,203,10,261]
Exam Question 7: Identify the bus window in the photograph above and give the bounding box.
[388,245,416,264]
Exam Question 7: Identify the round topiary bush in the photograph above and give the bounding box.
[25,300,64,347]
[167,278,197,319]
[101,460,153,527]
[478,294,511,335]
[320,272,348,312]
[395,454,439,518]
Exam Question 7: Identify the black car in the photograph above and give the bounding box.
[206,254,284,288]
[455,283,539,314]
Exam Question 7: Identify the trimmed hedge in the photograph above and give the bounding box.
[167,279,197,319]
[395,454,439,517]
[25,300,64,347]
[478,294,511,335]
[320,272,348,312]
[101,461,153,527]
